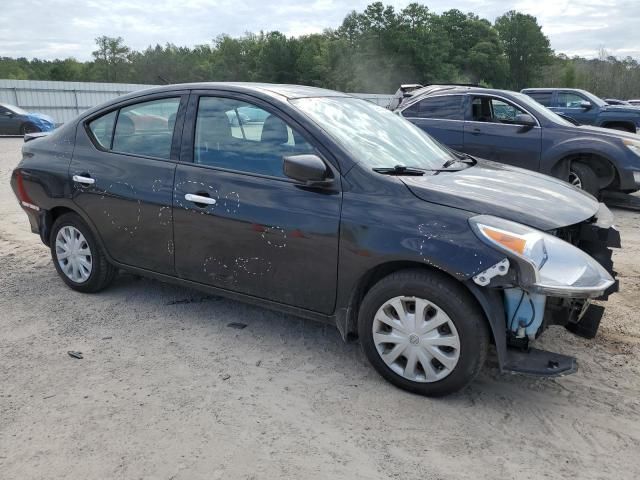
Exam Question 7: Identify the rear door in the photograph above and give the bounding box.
[70,92,188,274]
[172,92,342,313]
[463,95,542,170]
[400,94,465,150]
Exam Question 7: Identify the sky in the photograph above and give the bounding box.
[1,0,639,61]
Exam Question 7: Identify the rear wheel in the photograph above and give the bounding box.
[569,162,599,196]
[50,213,117,293]
[358,269,489,397]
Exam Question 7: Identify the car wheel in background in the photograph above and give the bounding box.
[358,269,489,397]
[50,213,117,293]
[568,162,599,196]
[20,122,41,135]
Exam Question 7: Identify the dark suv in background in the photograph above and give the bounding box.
[522,88,640,133]
[393,85,640,196]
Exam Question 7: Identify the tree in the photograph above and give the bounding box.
[494,11,552,89]
[92,36,131,82]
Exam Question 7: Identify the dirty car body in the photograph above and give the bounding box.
[11,83,619,396]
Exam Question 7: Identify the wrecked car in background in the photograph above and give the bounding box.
[11,83,619,396]
[394,84,640,196]
[0,103,55,135]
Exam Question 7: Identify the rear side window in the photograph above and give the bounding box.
[526,92,553,107]
[88,110,116,148]
[194,97,314,177]
[404,96,463,120]
[112,98,180,159]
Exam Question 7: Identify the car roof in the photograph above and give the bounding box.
[125,82,350,100]
[78,82,353,120]
[406,85,520,99]
[521,87,589,94]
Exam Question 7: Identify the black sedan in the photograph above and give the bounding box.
[11,83,619,396]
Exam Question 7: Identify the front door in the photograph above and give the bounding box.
[550,91,598,125]
[173,93,342,314]
[463,95,542,170]
[70,93,187,274]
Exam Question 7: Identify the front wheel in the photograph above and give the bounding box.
[358,269,489,397]
[568,162,599,196]
[50,213,117,293]
[20,122,41,135]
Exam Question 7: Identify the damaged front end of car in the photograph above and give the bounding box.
[469,203,620,377]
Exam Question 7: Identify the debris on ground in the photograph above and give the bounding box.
[228,322,247,329]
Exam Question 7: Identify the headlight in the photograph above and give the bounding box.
[624,138,640,156]
[470,215,614,297]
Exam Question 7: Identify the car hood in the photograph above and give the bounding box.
[569,123,639,141]
[602,104,640,114]
[26,112,55,124]
[401,161,599,231]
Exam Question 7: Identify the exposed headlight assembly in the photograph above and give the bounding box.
[470,215,614,298]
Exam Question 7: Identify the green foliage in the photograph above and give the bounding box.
[1,4,638,97]
[494,11,552,89]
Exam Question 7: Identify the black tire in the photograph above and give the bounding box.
[20,122,41,135]
[50,213,117,293]
[358,269,489,397]
[569,162,599,196]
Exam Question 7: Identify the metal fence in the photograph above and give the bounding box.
[0,79,393,125]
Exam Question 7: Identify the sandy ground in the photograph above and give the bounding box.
[1,136,639,479]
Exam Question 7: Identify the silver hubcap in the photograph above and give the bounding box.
[569,171,582,189]
[372,296,461,383]
[55,226,92,283]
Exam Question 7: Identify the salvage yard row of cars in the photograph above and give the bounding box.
[9,82,628,396]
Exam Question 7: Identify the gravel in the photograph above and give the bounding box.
[1,137,639,479]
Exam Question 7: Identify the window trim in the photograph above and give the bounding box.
[82,91,189,163]
[179,91,340,183]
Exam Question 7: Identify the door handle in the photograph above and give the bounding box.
[72,175,95,185]
[471,128,482,135]
[185,193,217,205]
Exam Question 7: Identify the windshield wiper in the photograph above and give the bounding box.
[442,152,476,169]
[372,165,426,176]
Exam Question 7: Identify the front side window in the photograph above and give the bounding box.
[556,92,586,108]
[411,96,464,120]
[471,97,528,124]
[111,97,180,159]
[194,97,314,177]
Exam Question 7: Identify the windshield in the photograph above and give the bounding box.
[512,92,576,127]
[291,97,455,169]
[2,104,28,115]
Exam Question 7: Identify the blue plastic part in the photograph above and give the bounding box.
[504,288,546,340]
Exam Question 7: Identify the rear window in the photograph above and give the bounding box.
[403,95,464,120]
[88,110,117,148]
[112,98,180,159]
[526,92,553,107]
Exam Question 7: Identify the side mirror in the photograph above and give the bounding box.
[283,154,330,186]
[579,101,593,110]
[514,113,536,126]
